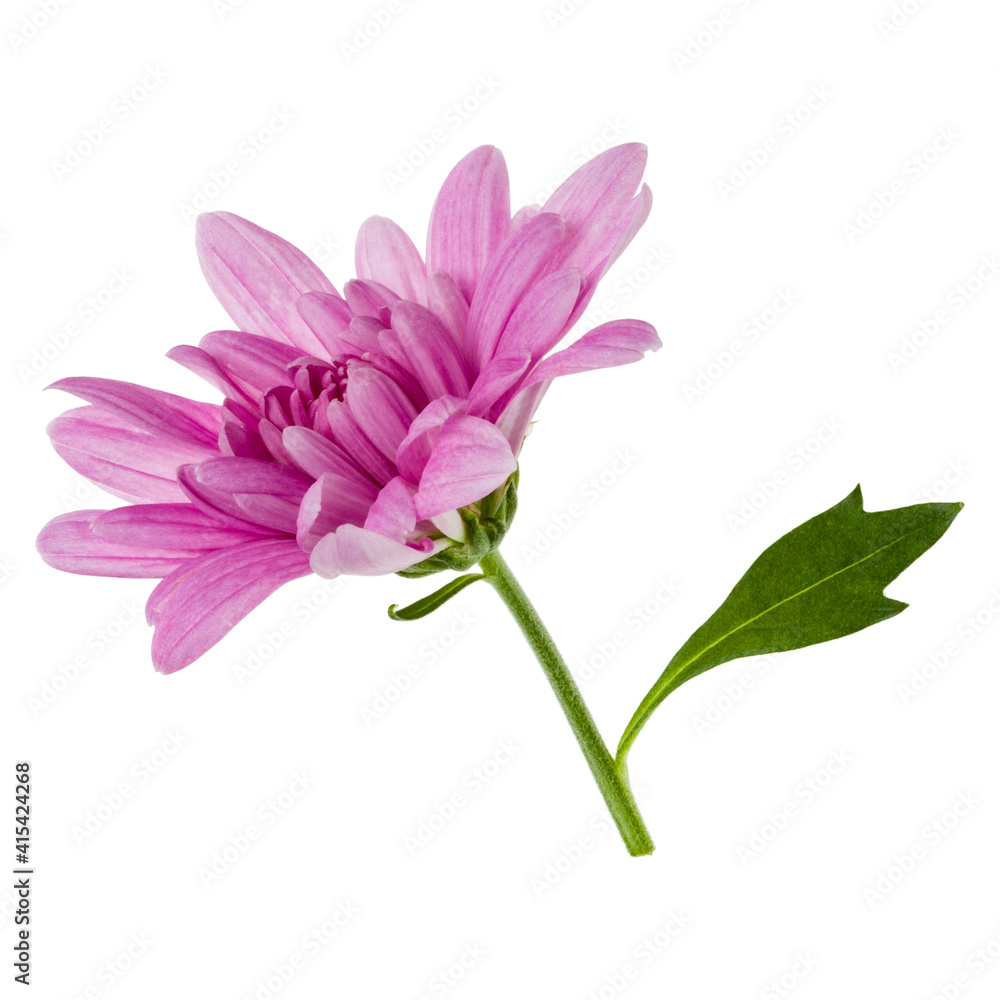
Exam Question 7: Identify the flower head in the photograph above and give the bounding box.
[37,143,661,673]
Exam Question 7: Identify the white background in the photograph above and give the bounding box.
[3,0,999,996]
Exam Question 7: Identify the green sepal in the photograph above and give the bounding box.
[388,573,485,621]
[617,485,963,761]
[397,469,519,578]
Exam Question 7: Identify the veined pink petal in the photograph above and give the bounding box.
[345,366,418,462]
[222,396,259,429]
[364,476,417,539]
[193,330,301,402]
[493,267,582,361]
[49,377,223,450]
[541,144,648,278]
[426,270,471,361]
[568,183,653,327]
[193,456,312,496]
[362,345,428,408]
[343,316,386,354]
[602,183,653,279]
[146,538,312,673]
[511,204,540,229]
[390,301,470,399]
[176,465,286,534]
[48,405,215,505]
[496,380,548,452]
[356,216,428,305]
[521,319,661,388]
[196,212,333,353]
[295,291,356,356]
[229,495,302,535]
[326,398,396,485]
[394,396,466,484]
[426,145,511,303]
[373,325,409,372]
[259,419,293,466]
[185,457,308,535]
[343,278,398,318]
[282,425,376,485]
[310,525,434,578]
[415,415,516,519]
[167,344,254,408]
[466,352,531,419]
[296,473,378,552]
[37,510,200,577]
[466,212,566,367]
[220,421,271,461]
[92,504,263,549]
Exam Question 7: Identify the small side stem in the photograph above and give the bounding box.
[479,550,654,856]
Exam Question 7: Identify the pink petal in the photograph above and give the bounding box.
[389,300,470,399]
[92,504,263,549]
[259,419,294,466]
[282,425,376,485]
[37,510,199,578]
[326,398,396,485]
[493,266,581,361]
[465,352,531,419]
[361,348,428,408]
[167,344,254,407]
[521,319,661,388]
[465,212,566,367]
[196,211,333,353]
[568,183,653,327]
[602,183,653,279]
[295,291,355,356]
[343,278,398,319]
[193,456,311,496]
[364,476,417,539]
[426,270,471,360]
[192,330,300,401]
[184,457,309,535]
[415,415,516,519]
[49,377,223,450]
[541,144,648,279]
[310,525,434,578]
[511,204,540,229]
[496,380,548,452]
[296,473,378,552]
[345,366,418,462]
[176,465,291,535]
[146,538,312,673]
[220,421,271,461]
[343,315,386,354]
[394,396,466,484]
[48,405,216,505]
[355,216,427,305]
[426,145,511,303]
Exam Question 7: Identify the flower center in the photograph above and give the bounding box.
[259,356,353,437]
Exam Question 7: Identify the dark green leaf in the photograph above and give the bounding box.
[617,485,962,761]
[389,573,485,621]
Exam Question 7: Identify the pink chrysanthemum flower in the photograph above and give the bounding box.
[37,143,660,673]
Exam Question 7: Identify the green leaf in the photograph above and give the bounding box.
[617,486,963,762]
[389,573,485,621]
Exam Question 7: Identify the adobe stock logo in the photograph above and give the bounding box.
[8,0,73,53]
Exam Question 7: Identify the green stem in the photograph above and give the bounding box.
[479,550,655,856]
